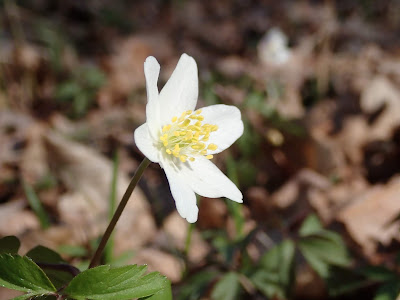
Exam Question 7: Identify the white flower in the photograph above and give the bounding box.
[134,54,244,223]
[258,27,291,66]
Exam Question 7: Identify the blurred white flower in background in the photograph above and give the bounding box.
[258,27,292,66]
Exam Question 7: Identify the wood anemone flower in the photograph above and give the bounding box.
[134,54,243,223]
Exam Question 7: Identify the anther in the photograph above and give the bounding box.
[208,144,218,151]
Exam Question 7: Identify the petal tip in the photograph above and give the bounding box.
[230,190,243,203]
[178,53,197,69]
[144,56,160,73]
[186,207,199,223]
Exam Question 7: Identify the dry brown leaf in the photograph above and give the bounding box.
[360,76,400,141]
[130,248,183,283]
[19,225,86,255]
[246,186,271,220]
[335,116,369,165]
[0,199,40,237]
[0,111,32,166]
[272,169,330,209]
[162,211,209,264]
[308,176,368,223]
[99,37,151,106]
[20,123,48,183]
[0,287,23,300]
[337,176,400,258]
[43,131,156,254]
[99,35,174,106]
[197,197,227,230]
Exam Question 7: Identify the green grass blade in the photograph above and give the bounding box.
[22,181,50,229]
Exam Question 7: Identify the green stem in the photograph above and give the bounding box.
[104,151,119,264]
[184,222,194,256]
[88,157,151,269]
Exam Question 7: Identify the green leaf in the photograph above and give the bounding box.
[374,280,400,300]
[325,267,368,297]
[299,227,350,278]
[299,214,323,236]
[0,236,20,254]
[177,270,219,300]
[0,254,56,294]
[55,81,81,101]
[11,294,37,300]
[251,270,285,299]
[26,246,75,289]
[81,66,106,89]
[298,214,350,278]
[140,279,172,300]
[26,246,66,264]
[63,264,168,300]
[252,240,296,299]
[211,272,241,300]
[360,266,398,282]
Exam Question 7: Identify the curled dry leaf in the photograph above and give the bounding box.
[0,199,40,237]
[272,169,330,209]
[337,176,400,259]
[44,131,157,255]
[308,175,368,223]
[360,76,400,141]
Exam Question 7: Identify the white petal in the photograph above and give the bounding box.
[134,123,159,163]
[201,104,244,154]
[144,56,161,139]
[158,54,198,125]
[180,156,243,203]
[163,161,198,223]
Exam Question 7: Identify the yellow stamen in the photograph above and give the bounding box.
[208,144,217,151]
[159,109,219,162]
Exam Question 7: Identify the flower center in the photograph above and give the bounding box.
[159,109,219,162]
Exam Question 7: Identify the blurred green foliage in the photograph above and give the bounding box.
[55,65,106,118]
[179,214,400,300]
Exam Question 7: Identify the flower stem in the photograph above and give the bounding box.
[88,157,151,269]
[184,222,194,256]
